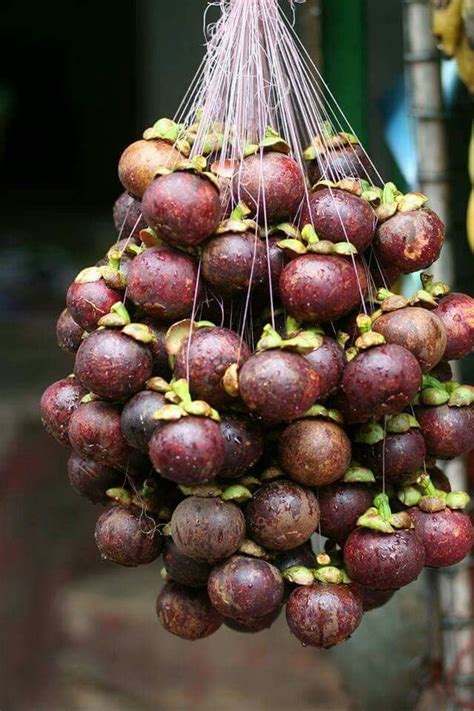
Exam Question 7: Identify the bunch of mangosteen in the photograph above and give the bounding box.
[41,117,473,648]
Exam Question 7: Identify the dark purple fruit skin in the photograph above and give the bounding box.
[127,246,200,321]
[274,543,315,572]
[118,139,183,199]
[286,583,363,648]
[279,254,366,322]
[245,480,320,551]
[341,344,422,423]
[429,466,451,493]
[75,330,153,402]
[149,416,225,485]
[429,360,453,383]
[370,260,401,290]
[41,377,85,447]
[140,317,171,377]
[142,173,222,247]
[374,207,444,274]
[415,404,474,459]
[156,581,222,640]
[208,555,284,620]
[67,452,123,504]
[113,191,147,237]
[218,414,264,480]
[279,419,351,486]
[265,235,286,291]
[120,390,165,450]
[434,292,474,360]
[343,528,426,590]
[170,497,246,563]
[239,350,321,423]
[407,507,473,567]
[318,483,375,544]
[56,309,83,354]
[95,505,163,566]
[68,401,132,468]
[174,327,251,408]
[308,143,374,186]
[300,188,376,252]
[162,539,211,587]
[234,152,305,224]
[224,607,281,633]
[201,232,268,297]
[357,586,395,612]
[355,429,426,482]
[372,307,447,372]
[304,337,346,400]
[66,280,121,332]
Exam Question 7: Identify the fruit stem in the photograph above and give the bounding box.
[373,492,392,520]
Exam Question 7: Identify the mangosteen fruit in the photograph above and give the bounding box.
[238,350,321,422]
[40,376,85,447]
[170,496,245,563]
[300,188,376,252]
[142,172,221,247]
[407,507,473,568]
[113,191,147,237]
[343,528,425,590]
[234,152,305,224]
[162,539,211,588]
[370,260,401,290]
[120,390,165,450]
[245,480,320,551]
[304,336,346,400]
[95,505,163,566]
[286,583,363,648]
[201,232,268,297]
[118,139,183,199]
[307,142,374,185]
[156,581,222,640]
[355,429,426,482]
[224,607,281,634]
[415,404,474,459]
[218,413,264,480]
[56,309,84,354]
[341,344,422,423]
[434,292,474,360]
[318,483,375,544]
[372,307,447,372]
[127,246,200,321]
[66,277,122,332]
[149,416,225,485]
[68,401,132,468]
[75,329,153,401]
[279,254,366,322]
[429,466,451,493]
[358,587,396,612]
[274,543,315,573]
[174,327,251,408]
[207,555,284,620]
[279,419,351,486]
[374,208,444,274]
[67,452,123,504]
[140,317,171,377]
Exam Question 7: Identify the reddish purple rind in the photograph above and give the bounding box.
[279,254,366,322]
[127,246,201,321]
[118,139,183,199]
[40,377,85,447]
[162,539,211,588]
[265,235,286,291]
[279,419,351,486]
[113,191,147,237]
[224,606,282,633]
[67,452,123,504]
[239,350,321,423]
[341,344,422,423]
[429,466,451,493]
[318,483,375,544]
[142,173,222,247]
[245,480,320,551]
[156,581,222,640]
[120,390,165,451]
[68,401,132,468]
[374,207,444,274]
[174,327,251,408]
[56,308,84,354]
[434,292,474,360]
[356,586,396,612]
[140,317,172,378]
[355,429,426,482]
[201,232,268,297]
[233,152,305,224]
[304,336,347,400]
[149,416,225,485]
[300,188,376,252]
[170,497,246,563]
[274,543,315,572]
[66,280,122,332]
[369,260,401,290]
[407,507,473,568]
[415,404,474,459]
[75,330,153,402]
[307,144,374,186]
[343,528,425,590]
[218,414,264,480]
[286,583,363,648]
[372,307,447,372]
[208,555,284,620]
[95,505,163,567]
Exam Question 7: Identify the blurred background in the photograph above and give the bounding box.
[0,0,473,709]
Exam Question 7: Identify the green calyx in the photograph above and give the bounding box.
[239,539,269,559]
[106,483,159,513]
[153,378,220,422]
[143,117,190,155]
[363,181,428,221]
[342,462,376,483]
[256,323,323,355]
[357,492,414,533]
[156,155,220,191]
[259,126,291,154]
[277,222,358,257]
[97,301,131,328]
[414,474,470,512]
[354,414,419,444]
[165,319,215,357]
[417,375,474,407]
[303,125,359,161]
[354,314,386,350]
[216,202,257,235]
[304,403,344,424]
[177,480,253,504]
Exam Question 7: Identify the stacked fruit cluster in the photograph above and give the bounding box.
[41,121,474,647]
